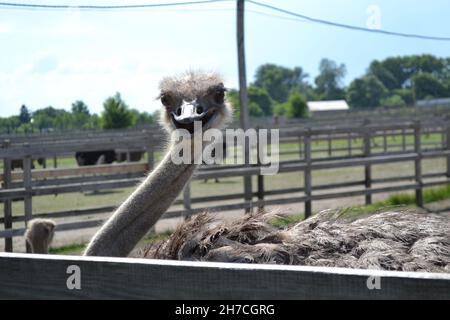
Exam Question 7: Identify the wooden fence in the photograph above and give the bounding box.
[1,120,450,252]
[0,252,449,299]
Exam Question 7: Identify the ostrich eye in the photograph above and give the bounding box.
[161,93,173,107]
[214,89,225,104]
[196,106,204,114]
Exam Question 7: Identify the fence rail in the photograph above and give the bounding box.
[0,253,449,299]
[2,120,450,252]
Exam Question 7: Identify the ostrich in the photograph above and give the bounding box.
[24,219,56,254]
[84,71,450,273]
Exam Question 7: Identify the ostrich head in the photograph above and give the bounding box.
[158,71,232,135]
[24,219,56,254]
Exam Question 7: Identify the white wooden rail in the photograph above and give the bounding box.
[0,253,449,299]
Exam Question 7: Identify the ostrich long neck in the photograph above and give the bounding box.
[30,240,49,254]
[84,139,198,257]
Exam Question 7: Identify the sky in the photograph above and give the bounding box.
[0,0,450,117]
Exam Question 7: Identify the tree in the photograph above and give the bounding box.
[247,86,274,116]
[248,102,264,117]
[85,114,101,130]
[130,109,155,127]
[369,55,445,90]
[314,59,347,100]
[71,100,90,128]
[1,116,21,133]
[226,89,240,118]
[253,64,310,103]
[273,103,287,116]
[226,88,270,118]
[347,75,388,108]
[392,88,415,106]
[101,92,134,129]
[71,100,90,115]
[19,105,31,124]
[412,73,447,100]
[381,95,406,108]
[33,113,54,131]
[284,93,309,119]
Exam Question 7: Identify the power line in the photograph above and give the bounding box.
[1,0,449,41]
[248,9,309,23]
[0,0,230,10]
[247,0,450,41]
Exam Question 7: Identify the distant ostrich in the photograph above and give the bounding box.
[84,71,450,273]
[24,219,56,254]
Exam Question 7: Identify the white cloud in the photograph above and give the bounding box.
[44,9,98,37]
[0,43,238,117]
[0,22,13,34]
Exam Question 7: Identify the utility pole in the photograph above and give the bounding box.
[237,0,253,212]
[237,0,250,131]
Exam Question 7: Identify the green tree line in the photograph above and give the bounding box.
[0,93,156,134]
[228,54,450,119]
[1,54,449,133]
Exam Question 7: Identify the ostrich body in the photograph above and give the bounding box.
[85,71,450,273]
[141,210,450,273]
[24,219,56,254]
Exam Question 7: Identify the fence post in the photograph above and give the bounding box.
[304,130,312,219]
[383,130,388,153]
[347,133,352,156]
[2,140,12,252]
[298,136,303,159]
[23,154,33,253]
[402,129,406,152]
[363,126,372,205]
[183,183,191,220]
[446,124,450,178]
[328,134,332,156]
[53,155,58,168]
[257,127,264,211]
[414,122,423,208]
[442,129,446,150]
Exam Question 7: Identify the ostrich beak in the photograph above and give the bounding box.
[172,101,207,124]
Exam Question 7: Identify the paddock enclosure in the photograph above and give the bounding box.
[0,253,449,299]
[2,113,450,252]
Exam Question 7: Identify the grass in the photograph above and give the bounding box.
[339,184,450,218]
[272,184,450,226]
[48,230,173,256]
[49,243,85,255]
[141,230,172,245]
[270,214,304,228]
